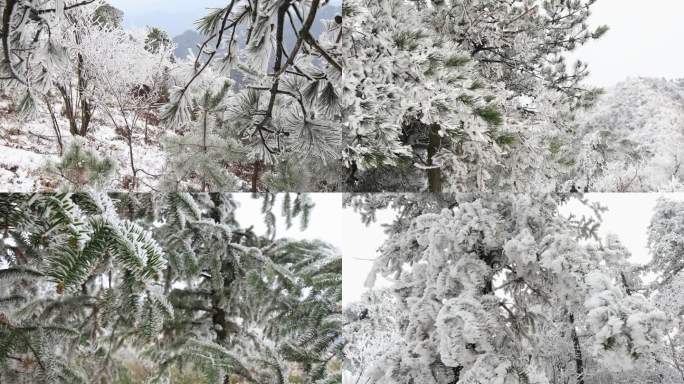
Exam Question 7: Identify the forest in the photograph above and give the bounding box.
[0,193,342,383]
[1,0,683,192]
[0,0,343,192]
[343,193,684,384]
[1,1,683,383]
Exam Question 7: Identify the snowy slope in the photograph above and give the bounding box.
[577,77,684,191]
[0,96,166,192]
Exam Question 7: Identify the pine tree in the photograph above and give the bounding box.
[645,198,684,383]
[160,71,244,192]
[344,193,665,383]
[46,139,116,189]
[144,27,172,55]
[342,0,607,192]
[0,192,166,383]
[160,0,344,192]
[0,192,342,383]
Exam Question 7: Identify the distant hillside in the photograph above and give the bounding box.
[172,4,340,59]
[173,29,203,59]
[576,77,684,191]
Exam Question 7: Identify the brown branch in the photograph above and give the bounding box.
[276,0,321,76]
[303,33,341,72]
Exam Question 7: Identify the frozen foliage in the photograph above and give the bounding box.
[2,0,684,193]
[573,78,684,192]
[648,198,684,286]
[344,193,675,384]
[342,0,606,192]
[160,0,344,192]
[0,0,344,192]
[645,198,684,383]
[0,0,173,191]
[0,193,342,383]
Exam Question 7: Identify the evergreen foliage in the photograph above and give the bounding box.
[46,139,116,189]
[160,0,344,191]
[344,193,669,384]
[0,193,341,383]
[343,0,607,192]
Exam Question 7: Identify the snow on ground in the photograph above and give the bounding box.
[0,96,166,191]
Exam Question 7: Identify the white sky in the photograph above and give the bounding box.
[234,193,342,251]
[571,0,684,86]
[342,193,684,305]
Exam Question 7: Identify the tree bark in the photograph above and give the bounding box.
[1,1,18,80]
[127,127,137,189]
[76,52,93,136]
[58,85,79,135]
[44,98,64,155]
[251,160,260,192]
[427,123,442,192]
[201,109,208,191]
[569,314,585,384]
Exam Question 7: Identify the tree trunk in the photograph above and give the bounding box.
[127,127,137,190]
[427,123,442,192]
[76,42,93,136]
[44,98,64,156]
[79,97,93,136]
[251,160,261,192]
[1,1,18,78]
[201,109,208,191]
[211,301,229,343]
[58,86,79,135]
[450,366,462,384]
[569,314,585,384]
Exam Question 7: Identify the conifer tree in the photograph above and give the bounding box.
[0,192,167,383]
[161,0,344,192]
[343,0,607,192]
[645,198,684,383]
[0,193,342,383]
[344,193,665,383]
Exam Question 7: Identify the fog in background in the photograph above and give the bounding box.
[571,0,684,86]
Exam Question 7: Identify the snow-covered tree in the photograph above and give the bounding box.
[0,1,132,135]
[68,16,173,189]
[342,0,607,192]
[0,192,167,383]
[1,1,176,190]
[571,79,684,192]
[645,198,684,383]
[161,0,344,192]
[0,193,342,383]
[344,193,666,384]
[46,138,116,188]
[160,65,244,192]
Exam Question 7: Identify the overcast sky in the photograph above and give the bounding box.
[234,193,342,251]
[571,0,684,86]
[109,0,224,35]
[342,193,684,305]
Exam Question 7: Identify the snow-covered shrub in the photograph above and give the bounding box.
[46,138,116,189]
